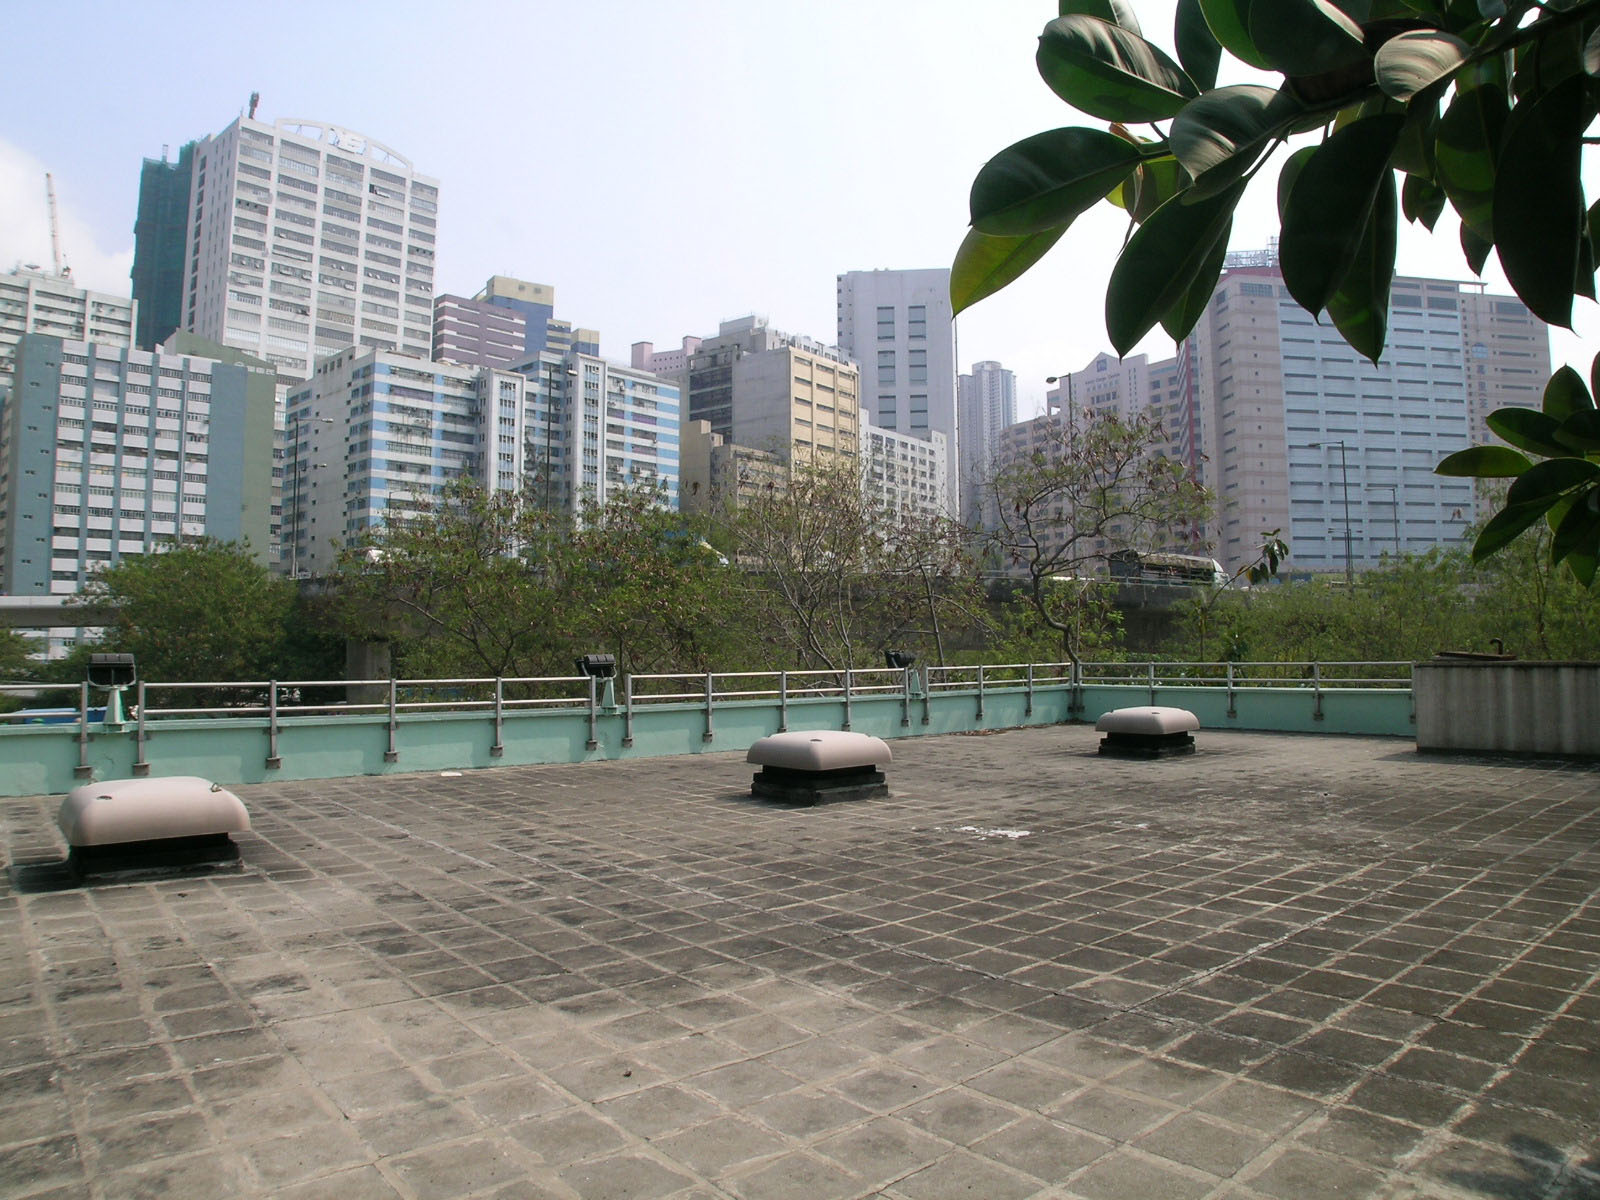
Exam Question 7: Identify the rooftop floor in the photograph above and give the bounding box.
[2,727,1597,1200]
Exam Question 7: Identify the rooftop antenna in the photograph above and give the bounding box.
[44,173,69,279]
[248,91,260,119]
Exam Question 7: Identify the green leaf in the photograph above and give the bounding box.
[1280,115,1406,316]
[1175,0,1223,91]
[950,226,1067,316]
[1128,154,1188,223]
[1473,499,1563,561]
[1586,24,1599,77]
[1106,180,1246,355]
[1170,85,1303,200]
[1197,0,1273,70]
[1374,30,1472,100]
[1435,445,1534,477]
[1391,91,1442,178]
[970,128,1143,236]
[1062,0,1143,35]
[1488,407,1571,458]
[1435,81,1508,241]
[1542,364,1596,422]
[1505,457,1600,507]
[1493,75,1595,328]
[1401,174,1446,230]
[1161,219,1232,340]
[1326,166,1398,362]
[1276,145,1317,223]
[1037,15,1200,123]
[1461,222,1493,275]
[1554,410,1600,452]
[1249,0,1368,78]
[1593,349,1600,412]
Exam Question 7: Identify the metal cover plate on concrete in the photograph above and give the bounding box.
[1095,706,1201,735]
[57,776,251,847]
[747,730,892,772]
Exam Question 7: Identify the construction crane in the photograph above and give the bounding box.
[44,173,70,279]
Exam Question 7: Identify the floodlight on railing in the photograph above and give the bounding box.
[575,654,617,679]
[885,650,916,670]
[87,653,136,688]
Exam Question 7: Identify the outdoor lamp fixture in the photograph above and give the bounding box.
[885,650,917,669]
[575,653,618,713]
[87,653,136,727]
[575,654,617,679]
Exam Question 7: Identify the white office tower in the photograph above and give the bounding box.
[0,267,137,393]
[179,114,439,379]
[956,360,1016,528]
[837,269,958,516]
[863,425,950,524]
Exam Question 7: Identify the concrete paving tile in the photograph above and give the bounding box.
[556,1151,700,1200]
[386,1137,535,1198]
[352,1097,483,1156]
[241,1121,372,1188]
[1134,1111,1273,1178]
[1242,1146,1389,1200]
[970,1116,1114,1182]
[747,1089,872,1140]
[508,1107,629,1165]
[889,1149,1042,1200]
[1048,1085,1176,1142]
[0,1133,85,1196]
[656,1114,789,1175]
[1066,1147,1217,1200]
[831,1063,940,1114]
[596,1083,725,1139]
[270,1164,405,1200]
[726,1150,866,1200]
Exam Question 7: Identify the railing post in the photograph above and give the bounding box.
[384,678,399,762]
[778,671,788,733]
[1312,661,1324,721]
[1148,661,1157,705]
[1025,663,1034,718]
[491,677,504,758]
[1070,660,1084,716]
[703,672,715,742]
[266,680,282,769]
[74,680,92,780]
[842,669,853,730]
[622,674,635,747]
[921,667,931,724]
[1226,661,1237,718]
[132,681,149,776]
[901,667,911,727]
[586,675,600,750]
[975,665,985,722]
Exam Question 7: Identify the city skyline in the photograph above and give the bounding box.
[0,1,1590,420]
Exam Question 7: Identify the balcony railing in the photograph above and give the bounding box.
[0,660,1415,797]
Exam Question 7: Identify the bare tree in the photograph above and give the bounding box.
[987,408,1210,667]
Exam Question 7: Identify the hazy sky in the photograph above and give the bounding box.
[1,0,1592,418]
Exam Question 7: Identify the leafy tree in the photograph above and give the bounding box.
[722,460,983,672]
[72,539,303,682]
[333,480,738,679]
[985,406,1211,665]
[956,0,1599,580]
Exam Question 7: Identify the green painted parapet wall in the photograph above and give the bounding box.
[0,681,1415,797]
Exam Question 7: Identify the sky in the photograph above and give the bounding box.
[0,0,1593,420]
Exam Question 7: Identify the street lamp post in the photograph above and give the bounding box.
[1375,484,1400,557]
[1306,440,1353,585]
[286,414,334,578]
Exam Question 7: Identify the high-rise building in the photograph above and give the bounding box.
[684,317,859,468]
[678,419,785,515]
[476,276,599,359]
[1,333,276,598]
[1185,261,1547,574]
[173,113,439,379]
[130,143,196,350]
[432,294,528,368]
[836,268,958,514]
[283,347,680,574]
[1015,257,1549,577]
[0,268,137,397]
[957,360,1015,524]
[863,425,949,523]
